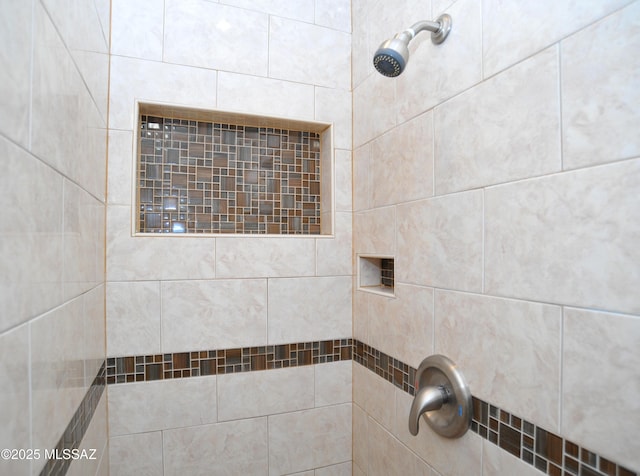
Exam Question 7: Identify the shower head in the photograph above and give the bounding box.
[373,14,452,77]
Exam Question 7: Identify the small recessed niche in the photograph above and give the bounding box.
[134,102,333,236]
[358,255,395,297]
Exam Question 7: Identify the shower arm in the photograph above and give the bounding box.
[407,20,443,38]
[398,16,452,45]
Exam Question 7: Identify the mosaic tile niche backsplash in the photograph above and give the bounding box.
[138,115,322,234]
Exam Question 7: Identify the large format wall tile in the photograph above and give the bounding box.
[353,206,396,256]
[371,111,434,207]
[164,0,269,75]
[397,191,483,291]
[269,16,351,90]
[111,0,163,61]
[268,276,352,343]
[485,159,640,315]
[161,279,267,352]
[562,308,640,471]
[434,47,561,194]
[561,1,640,169]
[315,361,352,407]
[221,0,314,23]
[482,0,632,77]
[268,404,352,476]
[110,432,163,476]
[163,418,268,476]
[107,281,161,357]
[434,290,562,430]
[352,362,395,431]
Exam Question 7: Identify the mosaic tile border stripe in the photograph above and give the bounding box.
[106,339,352,384]
[39,362,106,476]
[106,339,637,476]
[352,340,637,476]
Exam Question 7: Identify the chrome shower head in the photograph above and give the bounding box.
[373,14,452,77]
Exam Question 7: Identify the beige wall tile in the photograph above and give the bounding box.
[41,0,108,54]
[268,404,352,475]
[353,71,396,148]
[67,394,108,476]
[82,285,106,387]
[396,0,483,122]
[315,0,351,32]
[268,276,352,344]
[106,130,134,206]
[110,432,163,476]
[561,1,640,169]
[371,111,434,207]
[316,212,352,276]
[216,237,315,278]
[164,0,268,75]
[315,361,352,407]
[482,0,631,77]
[435,290,562,430]
[106,281,161,357]
[108,377,218,436]
[163,418,268,475]
[161,279,267,352]
[269,16,351,90]
[485,159,640,315]
[354,206,396,256]
[217,366,314,421]
[434,47,561,194]
[397,191,483,291]
[352,401,368,472]
[353,144,371,212]
[352,362,395,431]
[217,71,314,120]
[222,0,314,23]
[482,439,543,476]
[334,149,353,212]
[562,308,640,470]
[111,0,164,61]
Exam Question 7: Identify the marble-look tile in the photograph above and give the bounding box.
[561,1,640,169]
[161,279,267,352]
[315,0,351,32]
[218,366,314,421]
[350,0,370,90]
[164,0,268,75]
[106,205,216,281]
[215,237,315,278]
[485,159,640,315]
[82,284,106,388]
[353,463,366,476]
[163,418,268,476]
[269,16,351,90]
[67,394,107,476]
[397,191,483,292]
[0,0,32,146]
[371,111,434,207]
[333,149,353,212]
[353,289,369,343]
[315,87,352,151]
[353,72,396,148]
[63,180,105,301]
[108,377,217,436]
[72,50,110,122]
[367,417,434,476]
[352,401,368,473]
[316,212,352,277]
[109,432,163,476]
[0,138,63,330]
[221,0,314,23]
[353,144,371,212]
[41,0,108,54]
[93,0,111,50]
[31,298,87,452]
[482,0,632,77]
[434,47,561,194]
[0,325,30,476]
[396,0,483,122]
[111,0,163,60]
[106,130,134,206]
[434,290,562,430]
[217,71,314,120]
[562,308,640,471]
[109,56,217,130]
[315,462,353,476]
[354,206,396,256]
[267,276,351,344]
[395,388,483,476]
[268,404,352,476]
[315,360,352,407]
[369,284,434,369]
[106,281,161,357]
[32,4,106,199]
[352,362,395,431]
[482,439,543,476]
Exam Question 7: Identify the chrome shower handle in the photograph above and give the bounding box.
[408,355,472,439]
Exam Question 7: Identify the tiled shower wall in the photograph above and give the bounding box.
[352,0,640,475]
[106,0,353,474]
[0,0,110,475]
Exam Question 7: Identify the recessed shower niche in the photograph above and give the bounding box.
[135,103,333,235]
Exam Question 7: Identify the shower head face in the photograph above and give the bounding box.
[373,37,410,77]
